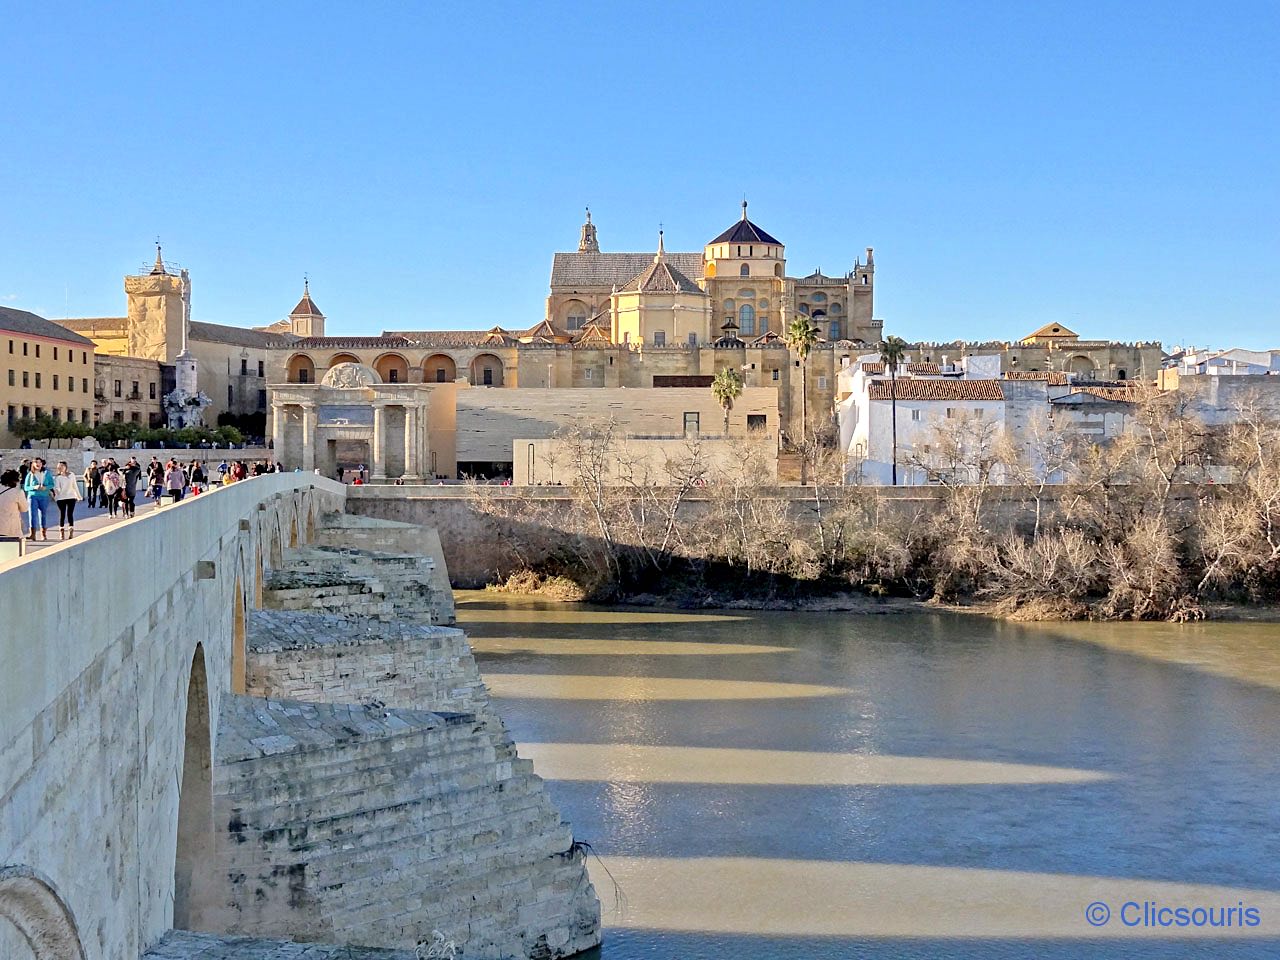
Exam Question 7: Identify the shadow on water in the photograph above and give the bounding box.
[457,592,1280,958]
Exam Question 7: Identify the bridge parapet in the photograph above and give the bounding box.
[1,473,346,960]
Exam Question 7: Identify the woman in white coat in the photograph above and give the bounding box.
[52,460,83,539]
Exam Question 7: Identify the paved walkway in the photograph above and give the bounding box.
[20,494,166,554]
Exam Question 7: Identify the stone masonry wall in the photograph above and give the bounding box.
[211,524,601,959]
[245,610,494,726]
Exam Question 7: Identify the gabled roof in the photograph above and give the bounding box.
[551,251,705,288]
[868,380,1004,401]
[483,326,519,345]
[750,330,786,345]
[618,252,705,295]
[520,319,571,343]
[188,321,295,349]
[796,270,846,284]
[0,306,97,346]
[710,202,782,246]
[1021,322,1079,342]
[571,320,613,344]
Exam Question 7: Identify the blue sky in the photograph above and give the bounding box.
[2,1,1277,348]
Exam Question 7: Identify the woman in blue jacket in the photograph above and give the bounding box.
[22,456,54,542]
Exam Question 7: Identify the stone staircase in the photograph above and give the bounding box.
[208,525,600,959]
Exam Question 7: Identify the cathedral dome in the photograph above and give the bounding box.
[321,362,382,388]
[709,201,782,246]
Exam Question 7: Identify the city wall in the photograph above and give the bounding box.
[345,484,1141,586]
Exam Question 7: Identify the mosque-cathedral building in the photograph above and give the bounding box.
[24,205,1162,476]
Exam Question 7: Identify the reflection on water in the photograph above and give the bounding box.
[458,592,1280,959]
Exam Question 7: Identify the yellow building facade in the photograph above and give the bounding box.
[1,307,98,444]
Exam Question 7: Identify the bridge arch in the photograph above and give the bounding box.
[0,865,87,960]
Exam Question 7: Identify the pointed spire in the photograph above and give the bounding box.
[654,228,665,263]
[741,198,748,221]
[290,277,324,318]
[151,242,166,275]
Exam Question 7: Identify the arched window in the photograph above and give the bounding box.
[774,263,783,277]
[1117,368,1127,380]
[740,263,750,277]
[829,321,840,340]
[739,304,756,335]
[564,299,588,331]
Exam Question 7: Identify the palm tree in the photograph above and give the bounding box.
[786,316,820,444]
[711,367,744,436]
[878,335,909,485]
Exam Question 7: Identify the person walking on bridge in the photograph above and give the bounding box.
[0,469,29,555]
[53,461,82,539]
[122,457,141,518]
[100,462,123,518]
[22,456,54,542]
[84,459,101,508]
[165,459,188,503]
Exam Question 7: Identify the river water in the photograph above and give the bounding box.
[457,592,1280,959]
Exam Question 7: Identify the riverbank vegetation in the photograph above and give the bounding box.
[469,387,1280,621]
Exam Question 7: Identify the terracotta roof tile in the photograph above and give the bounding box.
[3,307,98,346]
[618,257,705,295]
[551,251,704,287]
[188,321,294,349]
[868,380,1004,401]
[860,361,942,375]
[1005,370,1070,385]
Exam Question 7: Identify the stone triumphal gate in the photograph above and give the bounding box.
[0,476,600,959]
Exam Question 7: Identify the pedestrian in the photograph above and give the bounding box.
[122,457,142,518]
[22,456,55,542]
[100,462,123,518]
[165,459,188,503]
[217,459,230,482]
[53,461,82,539]
[0,469,29,556]
[84,459,101,509]
[147,457,163,500]
[190,460,207,494]
[18,458,30,487]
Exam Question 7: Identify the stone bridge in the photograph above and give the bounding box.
[0,475,598,960]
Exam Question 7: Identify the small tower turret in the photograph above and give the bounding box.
[288,278,326,338]
[578,207,600,253]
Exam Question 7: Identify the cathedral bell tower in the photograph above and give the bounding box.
[288,279,326,338]
[123,244,190,362]
[578,208,599,253]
